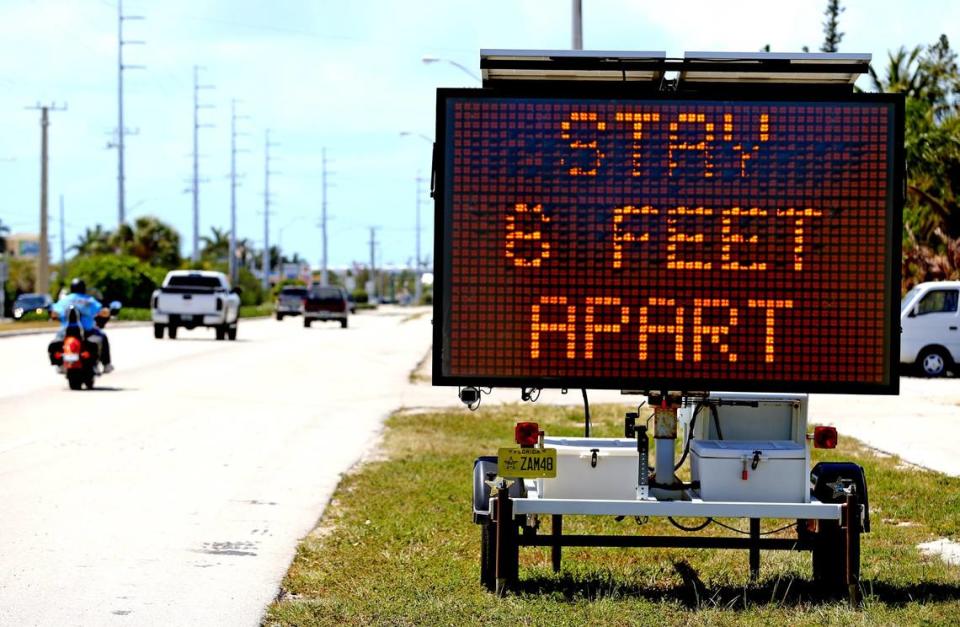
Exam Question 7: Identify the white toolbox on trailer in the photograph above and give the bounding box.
[691,440,809,503]
[540,437,638,500]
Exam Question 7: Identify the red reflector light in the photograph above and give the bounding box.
[515,422,540,447]
[813,426,838,449]
[63,337,82,354]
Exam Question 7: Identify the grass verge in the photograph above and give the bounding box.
[265,404,960,625]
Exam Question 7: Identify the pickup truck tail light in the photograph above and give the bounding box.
[152,295,159,309]
[216,297,223,311]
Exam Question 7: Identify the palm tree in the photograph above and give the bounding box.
[869,46,925,95]
[73,225,113,256]
[200,226,230,264]
[111,216,181,268]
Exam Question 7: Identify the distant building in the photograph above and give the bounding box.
[6,233,41,259]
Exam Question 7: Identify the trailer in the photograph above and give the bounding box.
[431,50,903,601]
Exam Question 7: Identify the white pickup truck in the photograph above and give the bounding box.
[151,270,241,340]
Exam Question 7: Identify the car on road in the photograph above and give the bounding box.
[12,293,52,320]
[901,280,960,376]
[303,286,349,328]
[275,286,308,320]
[152,270,241,340]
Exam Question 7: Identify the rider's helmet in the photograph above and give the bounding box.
[70,278,87,295]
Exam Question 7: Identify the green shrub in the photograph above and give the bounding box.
[65,255,166,308]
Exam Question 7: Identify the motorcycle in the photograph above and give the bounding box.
[49,301,121,390]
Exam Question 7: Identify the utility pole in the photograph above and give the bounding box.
[192,65,215,264]
[115,0,144,227]
[59,194,66,278]
[321,148,328,286]
[414,171,425,305]
[229,100,250,285]
[369,226,378,303]
[27,103,66,298]
[572,0,583,50]
[261,130,278,292]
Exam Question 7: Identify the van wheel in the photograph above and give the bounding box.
[918,347,950,377]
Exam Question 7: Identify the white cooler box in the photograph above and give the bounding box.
[691,440,808,503]
[540,437,639,500]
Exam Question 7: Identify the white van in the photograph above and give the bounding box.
[900,280,960,376]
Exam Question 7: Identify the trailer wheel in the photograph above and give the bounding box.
[480,520,496,591]
[812,518,860,592]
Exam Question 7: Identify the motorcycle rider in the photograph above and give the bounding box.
[48,278,113,373]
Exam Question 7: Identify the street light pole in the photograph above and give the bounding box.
[572,0,583,50]
[421,57,482,83]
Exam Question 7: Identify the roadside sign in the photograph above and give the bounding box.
[433,90,903,395]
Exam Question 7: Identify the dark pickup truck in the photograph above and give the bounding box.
[303,286,349,329]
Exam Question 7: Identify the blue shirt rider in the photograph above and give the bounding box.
[49,278,113,370]
[52,287,103,331]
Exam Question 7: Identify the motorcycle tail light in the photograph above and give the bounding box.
[64,337,82,354]
[515,422,541,447]
[812,426,838,449]
[81,351,90,359]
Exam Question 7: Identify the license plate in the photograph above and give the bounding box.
[63,354,80,363]
[181,315,193,321]
[498,447,557,479]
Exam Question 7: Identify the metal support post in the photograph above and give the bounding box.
[749,518,761,580]
[551,514,562,572]
[495,482,517,594]
[844,493,861,606]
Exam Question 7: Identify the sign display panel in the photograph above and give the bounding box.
[434,91,901,393]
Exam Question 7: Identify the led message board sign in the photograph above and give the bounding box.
[433,89,902,394]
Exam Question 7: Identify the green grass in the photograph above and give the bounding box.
[240,303,274,318]
[0,318,58,332]
[265,403,960,626]
[116,307,152,321]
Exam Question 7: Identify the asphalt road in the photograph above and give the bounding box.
[1,309,957,625]
[0,309,433,626]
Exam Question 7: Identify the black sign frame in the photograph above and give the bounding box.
[432,85,904,395]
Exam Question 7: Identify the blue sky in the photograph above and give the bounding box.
[0,0,956,270]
